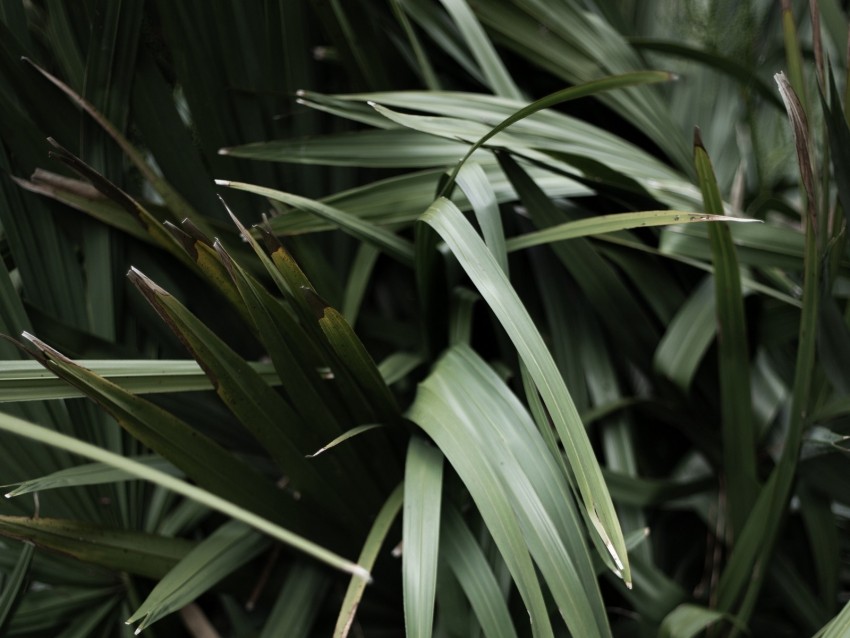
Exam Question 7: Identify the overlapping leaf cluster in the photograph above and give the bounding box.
[0,1,847,637]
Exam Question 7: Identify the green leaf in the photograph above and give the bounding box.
[216,180,415,265]
[0,541,34,633]
[820,599,850,638]
[456,162,508,274]
[4,455,179,497]
[0,359,280,403]
[19,332,326,538]
[408,344,611,637]
[259,560,330,638]
[659,604,732,638]
[506,210,759,253]
[0,410,369,580]
[126,267,361,524]
[437,0,521,99]
[334,483,403,638]
[421,197,631,586]
[440,504,518,638]
[0,516,192,579]
[653,277,716,391]
[441,70,676,191]
[403,436,443,638]
[126,520,270,632]
[694,129,758,533]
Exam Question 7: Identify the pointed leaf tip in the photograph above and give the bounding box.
[693,126,705,149]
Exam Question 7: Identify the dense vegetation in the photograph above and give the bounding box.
[0,1,847,636]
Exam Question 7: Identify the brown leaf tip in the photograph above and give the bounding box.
[693,126,705,150]
[126,267,170,297]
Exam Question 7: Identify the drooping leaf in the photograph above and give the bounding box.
[421,197,631,586]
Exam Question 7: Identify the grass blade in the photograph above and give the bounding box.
[126,520,269,632]
[0,541,34,633]
[505,210,758,252]
[408,345,611,636]
[0,516,192,579]
[440,504,518,638]
[694,129,758,534]
[0,411,369,580]
[438,0,521,99]
[334,484,403,638]
[216,180,415,266]
[0,359,280,403]
[441,70,675,191]
[403,436,443,638]
[259,560,330,638]
[5,455,179,497]
[659,604,733,638]
[421,197,630,585]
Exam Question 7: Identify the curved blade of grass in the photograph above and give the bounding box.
[259,560,330,638]
[406,356,554,638]
[506,210,759,253]
[0,359,280,403]
[216,180,414,266]
[440,71,675,192]
[409,345,613,636]
[0,541,33,633]
[222,129,481,167]
[0,411,369,580]
[343,243,380,324]
[718,74,822,624]
[456,162,507,273]
[441,503,518,638]
[5,455,179,497]
[263,163,587,235]
[654,277,716,391]
[498,151,657,364]
[628,38,784,110]
[694,129,758,533]
[421,197,630,586]
[6,587,118,635]
[403,436,443,638]
[306,424,384,458]
[314,303,401,423]
[0,516,192,580]
[438,0,521,99]
[389,0,439,90]
[378,352,424,386]
[659,604,733,638]
[334,483,403,638]
[19,332,321,535]
[820,600,850,638]
[126,267,359,522]
[126,520,269,633]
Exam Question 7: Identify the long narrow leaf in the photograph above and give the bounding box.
[0,411,369,580]
[420,197,630,585]
[126,520,269,632]
[694,129,758,533]
[403,436,443,638]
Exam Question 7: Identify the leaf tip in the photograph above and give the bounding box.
[214,179,230,187]
[218,148,230,156]
[693,126,705,150]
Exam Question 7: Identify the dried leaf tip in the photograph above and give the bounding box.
[218,148,230,155]
[693,126,705,150]
[214,179,230,186]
